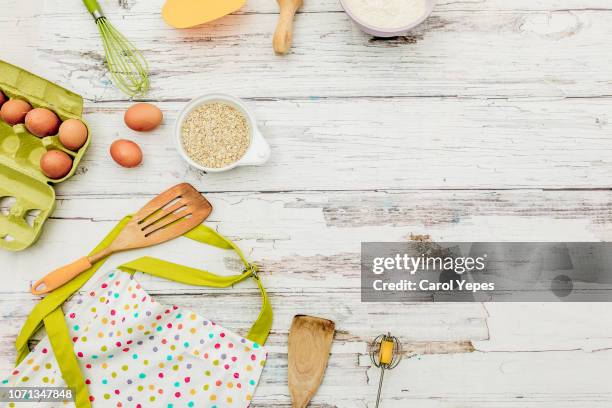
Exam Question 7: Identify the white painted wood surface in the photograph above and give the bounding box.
[1,0,612,406]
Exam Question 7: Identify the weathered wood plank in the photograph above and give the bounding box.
[49,190,612,229]
[5,0,612,17]
[2,298,610,408]
[358,349,612,408]
[476,302,612,352]
[9,97,607,194]
[2,3,611,100]
[0,291,487,362]
[2,190,612,292]
[2,287,611,406]
[15,0,612,15]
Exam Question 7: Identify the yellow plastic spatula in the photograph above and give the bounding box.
[162,0,246,28]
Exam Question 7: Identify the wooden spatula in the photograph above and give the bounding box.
[31,183,213,295]
[288,315,335,408]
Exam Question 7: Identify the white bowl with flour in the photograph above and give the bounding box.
[340,0,436,37]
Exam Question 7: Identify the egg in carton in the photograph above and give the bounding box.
[0,60,91,251]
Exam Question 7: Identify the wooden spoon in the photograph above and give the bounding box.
[31,183,213,295]
[273,0,303,54]
[288,315,335,407]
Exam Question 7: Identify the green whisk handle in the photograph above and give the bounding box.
[82,0,104,19]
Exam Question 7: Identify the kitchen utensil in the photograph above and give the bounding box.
[162,0,247,28]
[340,0,436,38]
[273,0,303,54]
[82,0,149,97]
[370,333,403,408]
[31,183,213,295]
[175,93,271,173]
[0,60,91,251]
[288,315,335,408]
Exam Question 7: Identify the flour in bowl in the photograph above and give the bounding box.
[343,0,428,30]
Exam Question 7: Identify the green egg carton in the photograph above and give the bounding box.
[0,60,90,251]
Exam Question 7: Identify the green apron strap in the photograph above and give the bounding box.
[118,256,272,345]
[44,309,91,408]
[15,216,272,408]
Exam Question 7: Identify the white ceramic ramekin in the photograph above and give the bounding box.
[175,94,271,173]
[340,0,437,38]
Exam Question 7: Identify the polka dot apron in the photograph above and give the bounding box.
[3,218,273,408]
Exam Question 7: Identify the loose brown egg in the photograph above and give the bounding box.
[0,91,6,108]
[59,119,88,150]
[1,99,32,125]
[25,108,61,137]
[110,139,143,168]
[40,150,73,179]
[124,103,163,132]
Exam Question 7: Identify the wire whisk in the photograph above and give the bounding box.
[369,333,403,408]
[82,0,150,97]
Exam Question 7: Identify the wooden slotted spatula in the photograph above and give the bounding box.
[31,183,212,295]
[288,315,335,408]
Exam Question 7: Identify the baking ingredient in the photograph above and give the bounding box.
[181,102,250,168]
[1,99,32,125]
[162,0,247,28]
[370,333,402,408]
[25,108,61,137]
[288,315,335,408]
[40,150,73,179]
[31,183,213,295]
[58,119,88,150]
[124,103,163,131]
[0,60,91,252]
[81,0,149,97]
[342,0,427,29]
[0,91,6,108]
[110,139,143,168]
[273,0,303,54]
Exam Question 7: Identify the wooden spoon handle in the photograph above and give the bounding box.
[273,0,303,54]
[31,257,93,295]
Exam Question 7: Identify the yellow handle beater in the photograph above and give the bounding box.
[370,333,403,408]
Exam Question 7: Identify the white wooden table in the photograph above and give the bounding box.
[2,0,612,406]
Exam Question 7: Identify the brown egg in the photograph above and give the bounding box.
[1,99,32,125]
[110,139,143,168]
[59,119,88,150]
[25,108,61,138]
[40,150,73,179]
[0,91,6,108]
[124,103,163,132]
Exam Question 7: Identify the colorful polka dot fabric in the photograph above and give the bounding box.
[2,270,268,407]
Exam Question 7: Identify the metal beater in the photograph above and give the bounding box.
[369,333,402,408]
